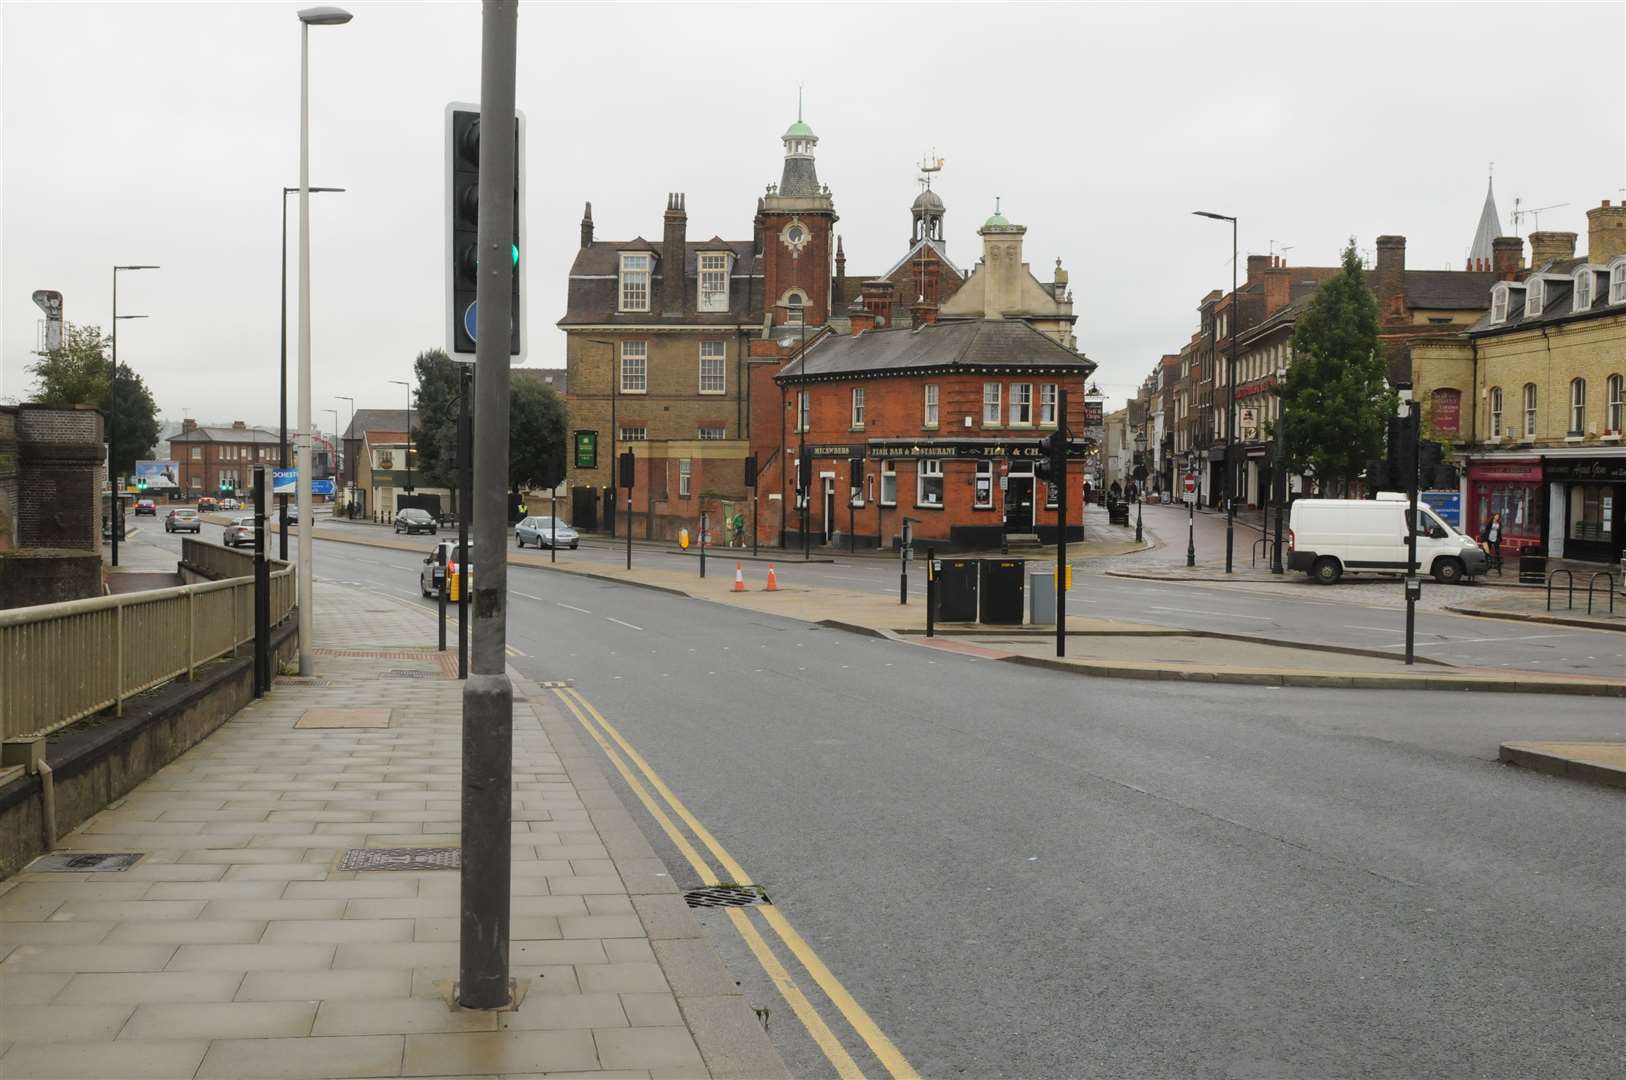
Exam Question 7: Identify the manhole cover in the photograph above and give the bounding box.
[30,852,143,872]
[380,669,443,680]
[339,847,460,871]
[684,884,771,908]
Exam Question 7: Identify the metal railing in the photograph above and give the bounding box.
[0,561,295,744]
[181,536,260,581]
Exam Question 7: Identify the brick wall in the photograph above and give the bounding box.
[15,405,104,552]
[0,408,18,551]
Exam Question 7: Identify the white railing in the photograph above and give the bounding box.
[0,562,295,744]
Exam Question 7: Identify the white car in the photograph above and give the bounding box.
[1287,494,1487,585]
[223,516,256,547]
[420,539,474,598]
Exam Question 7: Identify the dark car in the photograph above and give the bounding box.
[133,498,157,516]
[197,497,219,513]
[394,508,438,535]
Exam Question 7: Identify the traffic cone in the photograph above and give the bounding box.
[764,564,778,592]
[732,563,745,593]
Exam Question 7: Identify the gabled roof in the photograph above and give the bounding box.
[169,424,279,444]
[1400,269,1499,310]
[559,239,762,327]
[777,319,1094,382]
[342,409,410,441]
[364,430,409,445]
[881,238,963,282]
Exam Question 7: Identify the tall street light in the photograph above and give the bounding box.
[281,185,343,559]
[295,3,352,675]
[1193,210,1238,573]
[110,264,159,568]
[389,380,415,496]
[335,394,354,513]
[1272,365,1287,574]
[1133,426,1147,543]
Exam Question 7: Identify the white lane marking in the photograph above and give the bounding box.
[512,591,545,602]
[1150,606,1274,621]
[1344,624,1408,633]
[556,602,591,614]
[606,617,643,631]
[1375,632,1582,648]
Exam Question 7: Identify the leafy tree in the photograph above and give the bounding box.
[411,347,567,499]
[1276,242,1393,496]
[411,348,462,489]
[509,375,567,494]
[28,322,161,478]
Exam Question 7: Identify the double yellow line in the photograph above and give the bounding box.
[552,686,918,1080]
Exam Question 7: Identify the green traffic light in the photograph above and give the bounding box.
[512,243,520,268]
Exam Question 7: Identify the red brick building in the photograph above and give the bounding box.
[168,420,280,497]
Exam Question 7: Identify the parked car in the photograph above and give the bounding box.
[420,539,474,599]
[197,496,219,513]
[133,498,157,516]
[394,508,438,535]
[165,508,202,533]
[515,516,578,550]
[1287,493,1486,585]
[220,497,241,511]
[223,516,256,547]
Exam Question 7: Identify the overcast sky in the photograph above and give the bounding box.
[4,1,1622,436]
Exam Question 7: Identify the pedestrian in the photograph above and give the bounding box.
[731,510,745,548]
[1480,511,1503,572]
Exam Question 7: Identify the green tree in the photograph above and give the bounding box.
[410,348,462,489]
[1277,242,1393,495]
[28,322,161,478]
[508,375,567,493]
[411,348,567,499]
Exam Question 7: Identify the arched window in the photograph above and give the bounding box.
[1570,378,1587,434]
[785,291,806,325]
[1523,383,1538,437]
[1608,374,1624,433]
[1489,386,1503,438]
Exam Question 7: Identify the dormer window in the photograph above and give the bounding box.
[619,253,651,312]
[1526,278,1544,318]
[698,253,731,312]
[1573,268,1593,312]
[1611,258,1626,304]
[1490,285,1509,323]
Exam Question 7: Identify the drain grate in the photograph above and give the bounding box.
[684,884,771,908]
[30,852,143,873]
[380,669,443,680]
[338,847,460,872]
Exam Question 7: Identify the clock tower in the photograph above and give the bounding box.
[758,108,837,328]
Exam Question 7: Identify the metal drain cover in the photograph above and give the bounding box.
[338,847,460,871]
[684,884,771,908]
[30,852,143,872]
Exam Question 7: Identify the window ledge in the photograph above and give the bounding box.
[1564,435,1585,443]
[922,424,940,431]
[1600,432,1623,441]
[850,425,865,432]
[698,389,726,396]
[1008,422,1034,430]
[879,501,897,509]
[983,422,1005,431]
[913,503,946,511]
[620,389,648,396]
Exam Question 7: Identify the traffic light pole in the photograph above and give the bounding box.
[253,466,270,697]
[1404,398,1420,666]
[457,368,471,680]
[1056,389,1068,659]
[458,0,517,1012]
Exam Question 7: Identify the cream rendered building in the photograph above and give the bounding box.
[939,204,1077,348]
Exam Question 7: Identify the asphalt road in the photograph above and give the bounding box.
[129,526,1626,1078]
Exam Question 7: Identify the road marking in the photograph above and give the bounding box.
[556,602,591,614]
[1376,631,1582,648]
[1149,606,1274,621]
[555,687,918,1079]
[606,617,643,631]
[512,590,546,602]
[1344,624,1408,633]
[551,689,866,1079]
[506,646,525,657]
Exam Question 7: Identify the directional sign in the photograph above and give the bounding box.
[272,468,298,495]
[311,478,336,497]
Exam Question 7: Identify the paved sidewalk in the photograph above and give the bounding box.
[0,584,784,1079]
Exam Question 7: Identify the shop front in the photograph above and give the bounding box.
[1544,453,1626,565]
[1465,458,1543,553]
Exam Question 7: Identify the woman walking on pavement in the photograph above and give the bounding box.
[1480,511,1503,572]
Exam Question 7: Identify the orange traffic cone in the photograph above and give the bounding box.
[732,563,746,592]
[764,564,778,592]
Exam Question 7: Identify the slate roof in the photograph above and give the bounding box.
[559,239,762,327]
[169,424,279,444]
[342,409,410,442]
[777,319,1094,382]
[1469,257,1625,336]
[1399,269,1499,310]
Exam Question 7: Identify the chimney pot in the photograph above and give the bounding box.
[661,192,687,315]
[1585,201,1626,262]
[1528,230,1577,267]
[1491,236,1524,280]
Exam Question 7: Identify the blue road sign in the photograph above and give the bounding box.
[311,478,336,497]
[463,301,478,343]
[1421,489,1461,527]
[272,468,297,495]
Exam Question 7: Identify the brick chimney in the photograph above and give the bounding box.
[661,193,686,316]
[580,202,593,249]
[231,420,247,430]
[860,280,896,329]
[1263,257,1292,316]
[1246,254,1273,286]
[1491,236,1524,280]
[1587,200,1626,262]
[181,418,198,433]
[1528,231,1577,268]
[1374,235,1407,322]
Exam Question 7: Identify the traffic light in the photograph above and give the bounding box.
[797,456,812,494]
[618,450,636,490]
[1034,430,1066,485]
[848,457,863,490]
[743,454,758,488]
[445,103,525,358]
[137,476,148,492]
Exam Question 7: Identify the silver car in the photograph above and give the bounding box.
[223,516,256,547]
[515,516,578,550]
[164,508,202,533]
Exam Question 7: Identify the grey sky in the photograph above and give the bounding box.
[4,1,1622,435]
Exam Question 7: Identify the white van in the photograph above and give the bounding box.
[1286,494,1486,585]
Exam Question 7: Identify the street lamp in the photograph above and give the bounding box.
[1186,449,1198,567]
[335,395,354,514]
[110,264,159,568]
[1272,365,1287,574]
[388,380,415,495]
[1193,210,1238,573]
[1133,427,1147,543]
[280,186,343,559]
[295,3,353,676]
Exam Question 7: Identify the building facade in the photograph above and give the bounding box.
[168,420,280,498]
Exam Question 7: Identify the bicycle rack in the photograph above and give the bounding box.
[1251,537,1278,568]
[1546,568,1574,611]
[1586,571,1617,615]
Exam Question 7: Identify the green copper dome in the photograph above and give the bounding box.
[983,209,1009,228]
[784,120,815,139]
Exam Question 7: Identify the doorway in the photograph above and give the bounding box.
[822,475,836,544]
[1006,471,1034,532]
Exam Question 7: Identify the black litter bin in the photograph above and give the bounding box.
[1518,550,1547,584]
[1108,503,1130,526]
[978,559,1026,625]
[935,558,979,622]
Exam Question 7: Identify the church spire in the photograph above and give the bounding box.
[1468,168,1503,271]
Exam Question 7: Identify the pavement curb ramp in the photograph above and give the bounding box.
[1498,741,1626,789]
[298,526,1626,697]
[519,674,792,1079]
[1444,604,1626,633]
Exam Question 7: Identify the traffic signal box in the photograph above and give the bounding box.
[445,104,524,358]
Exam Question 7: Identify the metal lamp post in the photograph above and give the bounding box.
[1133,427,1147,543]
[294,3,353,676]
[110,265,158,567]
[1186,449,1197,567]
[1193,210,1238,573]
[281,186,343,558]
[389,380,415,495]
[335,395,354,515]
[1272,366,1287,574]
